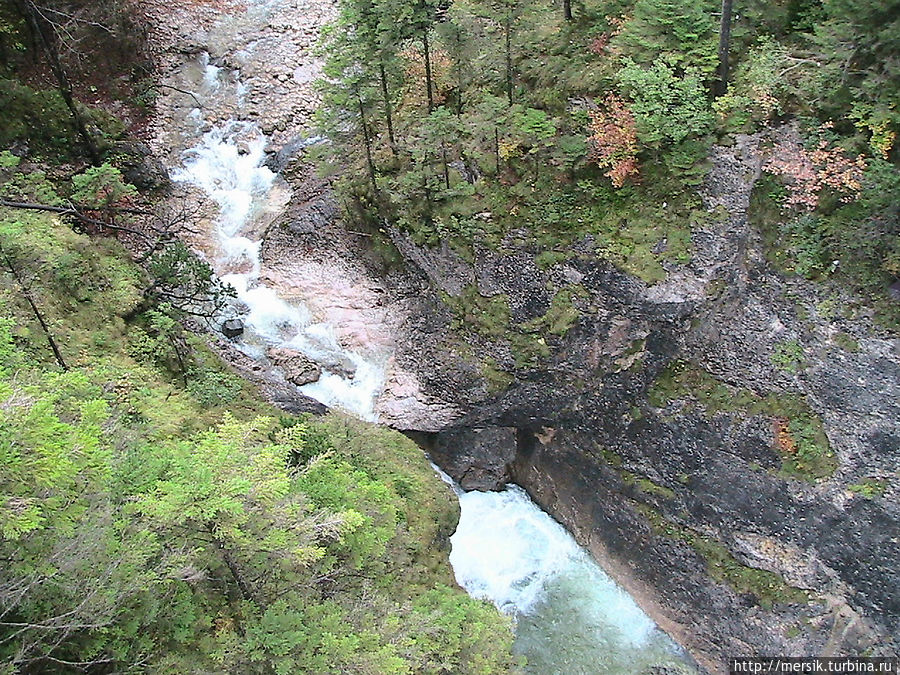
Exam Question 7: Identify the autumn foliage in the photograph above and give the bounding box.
[774,418,797,455]
[587,95,640,187]
[764,126,866,211]
[588,15,626,54]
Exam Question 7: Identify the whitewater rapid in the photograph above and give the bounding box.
[166,41,693,675]
[169,56,386,420]
[450,485,694,674]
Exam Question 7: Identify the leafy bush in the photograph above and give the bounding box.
[186,368,243,406]
[618,58,714,149]
[71,163,138,208]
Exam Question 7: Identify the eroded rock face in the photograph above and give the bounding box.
[375,363,463,432]
[382,132,900,671]
[430,427,518,491]
[511,423,896,673]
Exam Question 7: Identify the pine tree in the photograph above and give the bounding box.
[612,0,719,78]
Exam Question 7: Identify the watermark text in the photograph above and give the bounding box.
[730,658,898,674]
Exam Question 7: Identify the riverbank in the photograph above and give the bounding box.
[142,0,899,672]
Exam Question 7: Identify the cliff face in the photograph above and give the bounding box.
[144,1,898,668]
[380,133,900,672]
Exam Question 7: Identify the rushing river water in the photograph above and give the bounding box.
[448,483,694,674]
[167,36,694,674]
[170,63,386,420]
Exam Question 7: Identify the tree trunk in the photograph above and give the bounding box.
[715,0,733,97]
[0,243,67,370]
[206,526,260,608]
[422,151,434,229]
[505,12,513,106]
[357,95,378,195]
[18,0,102,164]
[453,27,464,117]
[494,127,501,175]
[378,60,397,154]
[219,544,256,605]
[168,334,189,387]
[441,142,450,189]
[564,0,573,21]
[422,29,434,112]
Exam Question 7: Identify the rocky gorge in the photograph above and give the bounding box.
[142,0,899,672]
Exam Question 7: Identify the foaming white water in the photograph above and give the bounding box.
[450,484,693,673]
[451,487,582,614]
[199,52,222,91]
[451,486,651,636]
[171,82,385,420]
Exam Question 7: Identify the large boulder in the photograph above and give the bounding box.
[221,318,244,338]
[267,347,321,386]
[431,426,518,491]
[115,141,170,191]
[222,319,244,338]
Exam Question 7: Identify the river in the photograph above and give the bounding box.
[161,5,696,671]
[446,482,694,674]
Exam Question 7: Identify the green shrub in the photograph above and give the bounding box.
[847,478,888,499]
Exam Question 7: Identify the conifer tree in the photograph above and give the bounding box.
[612,0,718,78]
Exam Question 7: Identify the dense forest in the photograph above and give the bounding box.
[316,0,898,317]
[0,157,516,672]
[0,0,898,671]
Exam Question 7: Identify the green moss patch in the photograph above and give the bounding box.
[847,478,888,499]
[648,360,837,481]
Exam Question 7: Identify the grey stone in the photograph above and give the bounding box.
[431,427,518,491]
[267,347,321,386]
[221,318,244,338]
[889,280,900,300]
[115,141,170,191]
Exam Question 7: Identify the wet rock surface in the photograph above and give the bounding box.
[220,318,244,338]
[147,0,338,164]
[211,335,326,415]
[267,347,321,385]
[144,2,899,672]
[430,427,518,491]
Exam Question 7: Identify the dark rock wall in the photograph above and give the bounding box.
[376,134,899,673]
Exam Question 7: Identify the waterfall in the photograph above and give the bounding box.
[166,46,694,675]
[169,55,385,421]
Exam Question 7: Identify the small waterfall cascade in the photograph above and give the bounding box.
[169,53,386,420]
[166,38,695,674]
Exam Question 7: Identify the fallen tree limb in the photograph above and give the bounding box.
[143,83,204,108]
[0,199,154,241]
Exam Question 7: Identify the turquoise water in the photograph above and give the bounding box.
[449,485,696,675]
